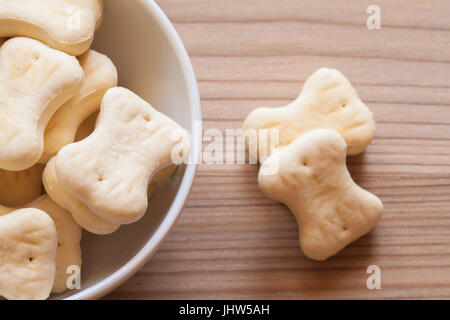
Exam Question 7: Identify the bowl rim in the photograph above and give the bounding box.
[66,0,202,300]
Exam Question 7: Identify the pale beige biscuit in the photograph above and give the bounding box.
[74,113,175,199]
[0,196,82,294]
[73,112,176,200]
[41,50,118,163]
[243,68,376,162]
[43,107,179,233]
[30,196,82,294]
[43,157,119,235]
[53,87,190,225]
[258,129,383,261]
[0,37,84,171]
[0,0,103,56]
[0,164,44,206]
[0,208,57,300]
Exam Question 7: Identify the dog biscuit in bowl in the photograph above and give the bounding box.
[54,87,190,225]
[0,208,57,300]
[0,37,84,171]
[30,196,82,294]
[0,0,103,56]
[0,196,82,294]
[44,87,190,233]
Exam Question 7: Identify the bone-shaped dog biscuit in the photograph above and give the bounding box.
[43,157,172,234]
[0,208,57,300]
[73,111,175,199]
[52,87,190,225]
[43,157,120,235]
[0,196,82,294]
[243,68,376,162]
[30,196,82,294]
[0,37,84,171]
[74,110,176,199]
[0,0,103,56]
[258,129,383,261]
[0,164,44,206]
[41,50,118,164]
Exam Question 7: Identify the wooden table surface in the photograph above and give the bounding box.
[105,0,450,299]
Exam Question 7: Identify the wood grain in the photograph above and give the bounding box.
[105,0,450,299]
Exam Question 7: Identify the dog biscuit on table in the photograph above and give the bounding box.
[50,87,190,226]
[0,37,84,171]
[0,0,103,56]
[41,50,118,164]
[0,164,44,207]
[258,129,383,261]
[243,68,376,162]
[0,208,57,300]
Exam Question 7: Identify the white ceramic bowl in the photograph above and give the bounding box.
[56,0,201,300]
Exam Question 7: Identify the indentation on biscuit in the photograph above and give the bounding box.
[28,257,34,262]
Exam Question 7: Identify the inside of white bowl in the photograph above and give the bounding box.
[52,0,198,299]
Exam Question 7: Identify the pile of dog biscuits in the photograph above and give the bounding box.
[243,68,383,261]
[0,0,190,300]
